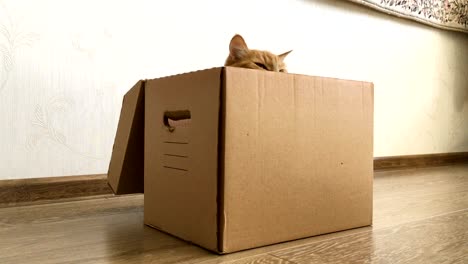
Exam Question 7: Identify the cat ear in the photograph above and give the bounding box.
[229,34,249,59]
[278,50,292,61]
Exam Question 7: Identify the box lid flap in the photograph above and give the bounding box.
[107,80,145,194]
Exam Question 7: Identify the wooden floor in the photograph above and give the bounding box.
[0,164,467,264]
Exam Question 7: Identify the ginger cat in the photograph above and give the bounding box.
[225,34,292,73]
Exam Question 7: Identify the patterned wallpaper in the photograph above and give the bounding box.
[0,0,467,179]
[0,0,129,179]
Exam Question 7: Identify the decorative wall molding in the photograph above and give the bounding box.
[346,0,468,33]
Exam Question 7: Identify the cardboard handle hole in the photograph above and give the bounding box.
[163,110,191,132]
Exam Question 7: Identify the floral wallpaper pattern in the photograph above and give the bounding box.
[0,0,119,179]
[347,0,468,33]
[27,96,105,160]
[0,3,39,93]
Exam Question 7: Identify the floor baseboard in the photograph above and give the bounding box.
[1,152,467,207]
[374,152,468,171]
[0,174,113,208]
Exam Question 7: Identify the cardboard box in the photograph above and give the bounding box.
[108,67,374,254]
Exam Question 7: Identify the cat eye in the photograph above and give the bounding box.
[254,62,268,70]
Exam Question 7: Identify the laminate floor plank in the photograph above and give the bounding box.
[271,209,468,264]
[373,164,468,228]
[0,164,466,264]
[0,194,143,230]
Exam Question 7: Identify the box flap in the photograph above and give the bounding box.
[107,80,145,194]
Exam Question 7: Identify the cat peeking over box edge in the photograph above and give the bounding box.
[225,34,292,73]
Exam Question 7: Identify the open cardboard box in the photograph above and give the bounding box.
[107,67,374,254]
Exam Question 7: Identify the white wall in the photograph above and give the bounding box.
[0,0,467,179]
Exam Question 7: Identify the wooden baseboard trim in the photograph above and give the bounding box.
[0,174,113,208]
[1,152,467,207]
[374,152,468,171]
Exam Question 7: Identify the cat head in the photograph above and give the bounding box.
[224,34,292,73]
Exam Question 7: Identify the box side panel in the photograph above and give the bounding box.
[222,67,373,253]
[107,80,145,194]
[144,68,222,252]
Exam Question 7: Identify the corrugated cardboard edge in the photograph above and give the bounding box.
[146,223,222,254]
[151,67,225,82]
[369,82,375,227]
[107,80,145,194]
[217,68,227,254]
